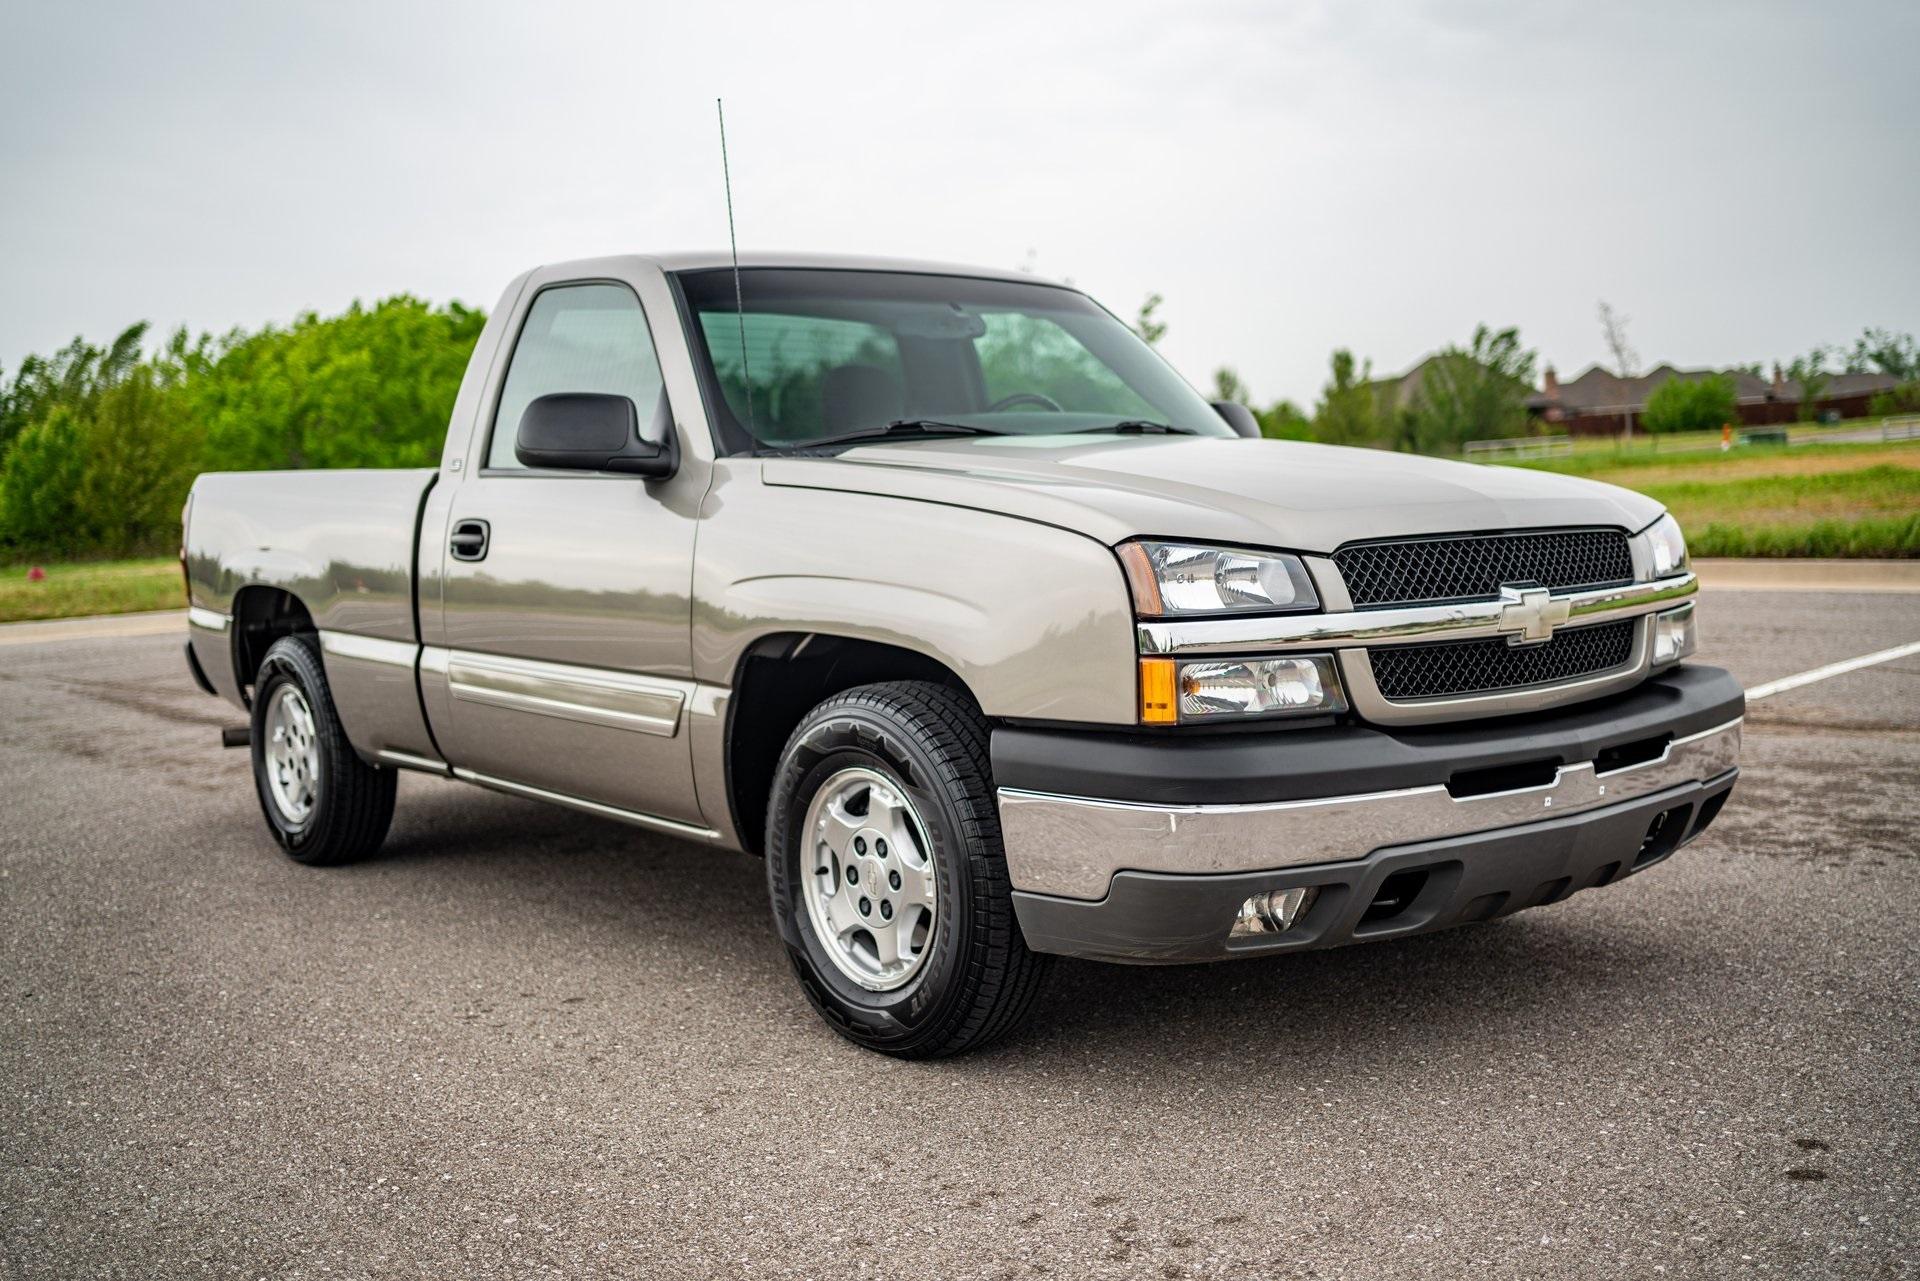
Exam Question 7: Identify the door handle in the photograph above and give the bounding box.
[450,519,490,562]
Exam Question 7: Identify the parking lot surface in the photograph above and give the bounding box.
[2,588,1916,1278]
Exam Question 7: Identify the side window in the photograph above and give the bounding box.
[488,283,665,470]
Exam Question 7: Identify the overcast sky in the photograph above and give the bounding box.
[4,0,1916,406]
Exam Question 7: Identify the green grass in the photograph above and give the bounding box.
[1504,437,1920,558]
[0,558,184,623]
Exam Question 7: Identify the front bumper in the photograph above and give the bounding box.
[994,665,1743,963]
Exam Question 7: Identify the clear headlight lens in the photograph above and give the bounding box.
[1644,513,1690,579]
[1118,541,1319,617]
[1139,654,1345,723]
[1652,603,1697,667]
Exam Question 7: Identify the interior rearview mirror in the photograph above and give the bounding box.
[515,392,678,477]
[1211,401,1262,439]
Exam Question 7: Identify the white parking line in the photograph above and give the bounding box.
[1746,640,1920,701]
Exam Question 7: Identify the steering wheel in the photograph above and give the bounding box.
[986,392,1064,413]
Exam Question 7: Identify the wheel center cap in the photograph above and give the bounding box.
[853,829,891,914]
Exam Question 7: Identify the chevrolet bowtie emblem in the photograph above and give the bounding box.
[1496,583,1570,645]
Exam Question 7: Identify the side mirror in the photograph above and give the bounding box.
[1211,401,1263,439]
[515,392,678,478]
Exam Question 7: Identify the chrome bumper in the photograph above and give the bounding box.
[997,715,1741,902]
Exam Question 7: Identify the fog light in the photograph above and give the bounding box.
[1652,603,1696,667]
[1230,886,1318,938]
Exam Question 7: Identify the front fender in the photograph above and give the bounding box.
[692,467,1138,725]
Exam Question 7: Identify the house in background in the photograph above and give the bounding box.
[1527,364,1900,436]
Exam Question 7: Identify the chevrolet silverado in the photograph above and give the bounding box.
[183,253,1742,1057]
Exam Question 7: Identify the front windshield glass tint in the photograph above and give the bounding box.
[676,269,1232,450]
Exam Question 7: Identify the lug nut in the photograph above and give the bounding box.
[847,866,859,885]
[854,836,867,855]
[876,839,888,857]
[880,901,893,920]
[889,870,901,890]
[858,896,872,917]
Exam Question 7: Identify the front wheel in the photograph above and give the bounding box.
[765,681,1051,1058]
[249,635,396,866]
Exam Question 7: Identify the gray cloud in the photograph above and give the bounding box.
[2,0,1915,405]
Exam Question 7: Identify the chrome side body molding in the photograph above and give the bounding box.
[440,648,692,738]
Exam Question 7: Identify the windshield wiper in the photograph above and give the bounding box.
[1065,420,1199,436]
[765,420,1009,453]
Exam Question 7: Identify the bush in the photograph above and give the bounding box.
[0,297,484,559]
[1868,381,1920,417]
[1642,373,1736,434]
[189,297,484,472]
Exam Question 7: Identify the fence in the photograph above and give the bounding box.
[1462,435,1574,461]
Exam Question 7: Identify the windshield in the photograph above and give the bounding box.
[675,268,1234,452]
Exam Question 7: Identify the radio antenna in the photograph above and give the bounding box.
[716,98,753,431]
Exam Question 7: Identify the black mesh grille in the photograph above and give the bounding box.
[1335,530,1632,608]
[1370,620,1636,700]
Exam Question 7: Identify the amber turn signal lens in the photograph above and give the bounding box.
[1139,658,1178,725]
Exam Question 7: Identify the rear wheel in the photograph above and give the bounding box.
[249,635,395,866]
[765,681,1051,1058]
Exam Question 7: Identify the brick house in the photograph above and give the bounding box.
[1526,364,1900,436]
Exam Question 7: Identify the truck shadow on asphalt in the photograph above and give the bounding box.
[362,772,1701,1074]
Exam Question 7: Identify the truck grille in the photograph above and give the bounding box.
[1335,529,1633,609]
[1369,619,1637,701]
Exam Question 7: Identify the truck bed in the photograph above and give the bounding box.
[184,469,436,644]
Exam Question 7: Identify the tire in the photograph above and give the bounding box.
[765,681,1052,1058]
[249,635,396,866]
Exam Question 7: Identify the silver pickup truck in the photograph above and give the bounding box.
[184,253,1742,1057]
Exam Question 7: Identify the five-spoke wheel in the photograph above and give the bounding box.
[801,766,939,990]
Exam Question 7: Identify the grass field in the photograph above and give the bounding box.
[0,558,183,623]
[1513,437,1920,558]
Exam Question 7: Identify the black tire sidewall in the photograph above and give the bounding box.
[767,705,980,1052]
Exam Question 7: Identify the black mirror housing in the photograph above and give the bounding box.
[1211,401,1263,439]
[515,392,678,478]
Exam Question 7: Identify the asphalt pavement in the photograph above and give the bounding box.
[2,587,1916,1279]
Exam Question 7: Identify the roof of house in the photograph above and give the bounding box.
[1528,364,1899,414]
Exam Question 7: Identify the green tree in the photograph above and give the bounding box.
[1403,325,1536,453]
[1642,372,1737,434]
[0,322,149,463]
[1785,347,1836,422]
[1868,382,1920,416]
[1256,399,1312,441]
[1312,349,1387,447]
[1848,328,1919,381]
[0,299,483,559]
[0,405,89,553]
[0,365,199,556]
[1132,293,1167,347]
[187,297,484,471]
[1210,366,1250,404]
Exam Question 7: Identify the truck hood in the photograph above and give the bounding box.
[760,435,1664,553]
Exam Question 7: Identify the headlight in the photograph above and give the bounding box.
[1117,541,1320,616]
[1139,654,1345,724]
[1644,513,1689,579]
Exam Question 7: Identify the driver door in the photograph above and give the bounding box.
[426,278,704,827]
